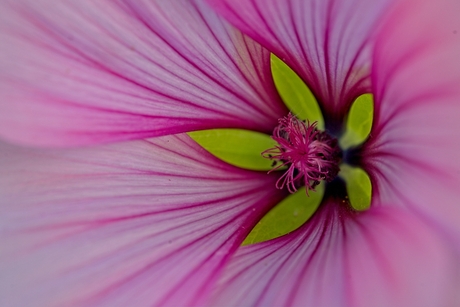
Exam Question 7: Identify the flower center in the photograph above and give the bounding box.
[263,113,341,194]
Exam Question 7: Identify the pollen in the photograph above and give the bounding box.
[263,113,341,194]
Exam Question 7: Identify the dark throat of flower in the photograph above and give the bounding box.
[262,113,342,194]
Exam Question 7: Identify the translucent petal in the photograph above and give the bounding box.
[365,0,460,251]
[0,135,285,306]
[0,0,287,147]
[210,202,458,307]
[208,0,393,132]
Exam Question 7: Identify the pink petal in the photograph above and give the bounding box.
[207,0,393,132]
[0,0,287,147]
[0,134,286,307]
[209,200,458,307]
[364,0,460,250]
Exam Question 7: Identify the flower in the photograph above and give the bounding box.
[1,1,460,307]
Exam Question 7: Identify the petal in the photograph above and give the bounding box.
[364,0,460,250]
[0,0,287,147]
[0,134,285,307]
[209,200,458,307]
[207,0,394,132]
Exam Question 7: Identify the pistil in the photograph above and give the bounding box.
[263,114,341,194]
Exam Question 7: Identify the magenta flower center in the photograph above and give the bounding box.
[263,114,341,194]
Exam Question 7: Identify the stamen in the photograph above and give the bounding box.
[263,114,341,194]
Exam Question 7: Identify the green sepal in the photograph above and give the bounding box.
[243,183,325,245]
[188,129,275,171]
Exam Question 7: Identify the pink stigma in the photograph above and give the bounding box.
[263,114,341,194]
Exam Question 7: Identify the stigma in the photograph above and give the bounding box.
[263,114,341,194]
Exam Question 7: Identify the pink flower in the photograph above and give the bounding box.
[1,0,460,306]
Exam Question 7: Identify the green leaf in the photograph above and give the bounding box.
[243,183,325,245]
[340,93,374,149]
[339,164,372,211]
[271,54,324,129]
[188,129,276,171]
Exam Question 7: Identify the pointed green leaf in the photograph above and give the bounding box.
[243,183,325,245]
[339,164,372,211]
[188,129,276,171]
[271,54,324,129]
[340,93,374,149]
